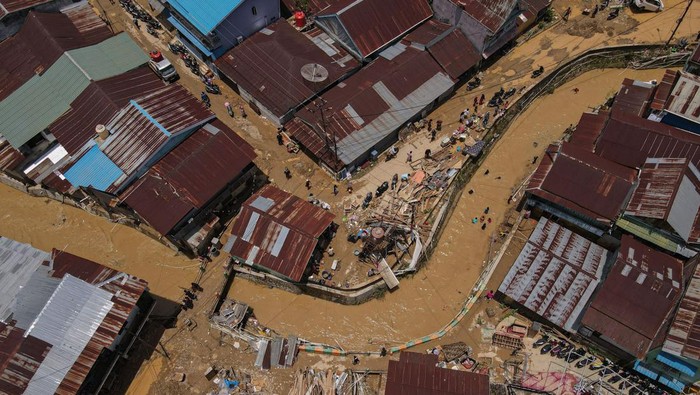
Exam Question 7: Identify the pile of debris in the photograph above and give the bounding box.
[204,367,258,395]
[288,368,376,395]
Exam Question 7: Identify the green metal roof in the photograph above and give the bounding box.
[0,33,147,149]
[0,55,90,149]
[66,33,147,81]
[616,216,680,253]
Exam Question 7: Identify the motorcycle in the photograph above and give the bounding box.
[589,359,605,370]
[608,374,622,384]
[362,192,373,209]
[146,26,158,37]
[502,87,517,100]
[533,335,549,348]
[386,145,399,161]
[205,83,221,95]
[540,342,553,354]
[576,355,596,368]
[375,181,389,198]
[599,367,614,377]
[607,8,620,20]
[466,77,481,91]
[225,102,234,117]
[531,65,544,78]
[200,92,210,108]
[488,96,503,107]
[168,42,185,54]
[239,104,247,118]
[565,348,585,362]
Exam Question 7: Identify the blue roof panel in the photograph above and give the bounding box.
[64,145,125,191]
[656,352,697,377]
[167,0,243,34]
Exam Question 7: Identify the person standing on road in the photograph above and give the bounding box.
[305,179,311,190]
[406,151,413,163]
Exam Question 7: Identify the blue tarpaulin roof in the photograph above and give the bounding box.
[633,360,659,380]
[64,145,124,191]
[656,352,697,377]
[658,375,685,392]
[167,16,214,57]
[167,0,242,34]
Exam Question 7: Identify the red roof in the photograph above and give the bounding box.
[612,78,655,117]
[316,0,432,58]
[626,158,691,220]
[386,352,489,395]
[403,21,480,80]
[651,69,678,111]
[581,235,683,359]
[0,11,111,101]
[453,0,519,33]
[50,67,165,156]
[0,0,50,14]
[225,185,335,281]
[0,139,24,171]
[280,0,339,14]
[664,258,700,360]
[596,110,700,170]
[527,142,637,224]
[215,20,358,122]
[121,120,256,235]
[568,111,609,152]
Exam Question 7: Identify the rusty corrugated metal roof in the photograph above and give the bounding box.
[225,185,335,282]
[582,235,683,359]
[426,28,479,80]
[625,158,690,220]
[596,110,700,170]
[664,258,700,361]
[290,46,453,169]
[0,139,24,171]
[452,0,519,33]
[60,1,109,36]
[101,84,214,189]
[386,352,489,395]
[280,0,339,14]
[527,142,637,223]
[651,70,678,111]
[316,0,432,58]
[0,239,147,395]
[49,67,165,156]
[215,20,359,122]
[612,78,655,117]
[404,20,480,80]
[0,11,112,101]
[569,111,609,152]
[664,71,700,123]
[120,119,256,236]
[0,0,50,14]
[498,217,608,332]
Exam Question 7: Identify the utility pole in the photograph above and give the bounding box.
[314,100,339,175]
[666,0,693,47]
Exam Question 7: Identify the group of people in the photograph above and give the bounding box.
[471,206,493,230]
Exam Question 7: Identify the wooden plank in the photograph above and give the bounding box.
[378,258,399,290]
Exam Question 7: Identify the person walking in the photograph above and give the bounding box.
[406,151,413,163]
[305,179,311,190]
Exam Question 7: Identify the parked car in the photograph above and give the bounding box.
[634,0,664,11]
[149,56,179,82]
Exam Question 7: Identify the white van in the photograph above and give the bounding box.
[634,0,664,11]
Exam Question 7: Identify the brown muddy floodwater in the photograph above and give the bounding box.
[0,187,198,300]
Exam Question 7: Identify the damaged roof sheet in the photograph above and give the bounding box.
[498,217,607,332]
[215,20,359,121]
[455,0,519,33]
[0,238,147,394]
[225,185,335,281]
[612,78,655,117]
[664,259,700,361]
[120,119,256,236]
[316,0,433,58]
[527,142,637,224]
[582,235,683,359]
